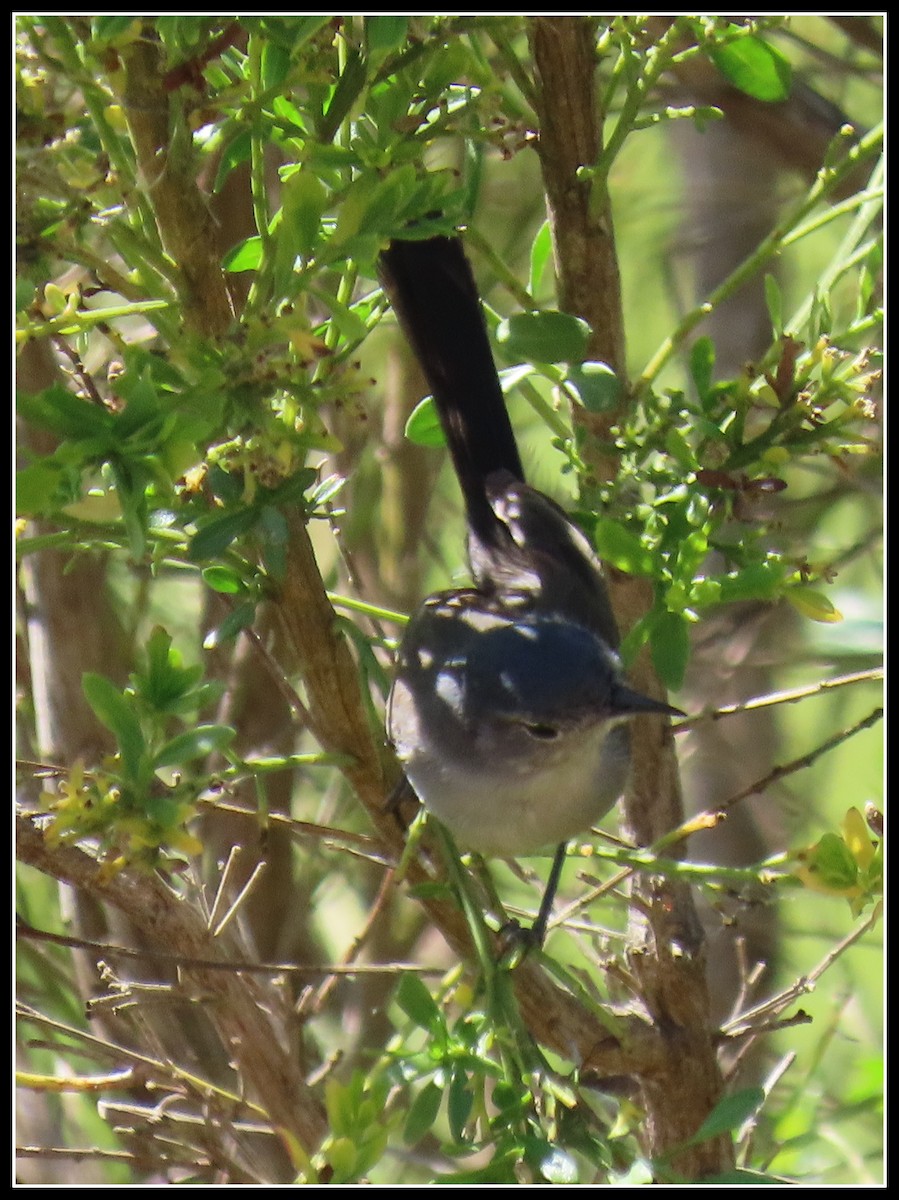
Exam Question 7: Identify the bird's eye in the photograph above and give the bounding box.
[523,722,560,741]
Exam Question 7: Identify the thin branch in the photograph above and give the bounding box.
[636,122,883,393]
[712,706,882,818]
[16,1144,208,1169]
[720,902,881,1038]
[677,668,883,732]
[119,27,234,338]
[17,917,442,979]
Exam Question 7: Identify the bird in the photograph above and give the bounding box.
[378,233,681,943]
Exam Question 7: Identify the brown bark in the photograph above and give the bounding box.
[120,33,234,338]
[16,814,327,1178]
[527,16,733,1177]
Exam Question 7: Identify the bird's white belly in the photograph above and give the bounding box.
[405,725,620,857]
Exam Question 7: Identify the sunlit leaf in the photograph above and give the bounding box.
[706,32,792,102]
[496,310,591,364]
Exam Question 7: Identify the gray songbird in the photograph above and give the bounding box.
[379,235,681,940]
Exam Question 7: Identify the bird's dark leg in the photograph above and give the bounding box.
[499,841,568,959]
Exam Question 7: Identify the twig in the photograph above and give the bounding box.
[303,867,401,1018]
[720,902,882,1037]
[210,860,268,938]
[17,917,441,979]
[635,122,883,394]
[712,706,883,818]
[16,1144,208,1168]
[676,668,883,732]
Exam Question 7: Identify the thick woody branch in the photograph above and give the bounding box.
[120,29,234,338]
[16,813,327,1166]
[526,15,733,1177]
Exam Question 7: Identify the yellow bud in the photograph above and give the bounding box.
[842,806,876,869]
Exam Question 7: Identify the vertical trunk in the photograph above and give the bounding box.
[528,16,733,1177]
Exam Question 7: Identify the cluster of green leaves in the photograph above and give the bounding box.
[15,15,537,648]
[380,972,612,1184]
[792,805,882,917]
[605,329,880,689]
[42,628,232,869]
[362,971,791,1185]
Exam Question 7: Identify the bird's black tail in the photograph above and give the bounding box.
[378,236,523,549]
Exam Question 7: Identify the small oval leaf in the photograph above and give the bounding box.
[568,360,620,412]
[785,587,843,623]
[82,673,145,779]
[650,609,691,692]
[691,1086,766,1143]
[153,724,236,769]
[403,1081,443,1145]
[202,565,245,595]
[394,973,443,1032]
[496,310,591,364]
[594,518,655,576]
[706,33,792,102]
[223,236,264,273]
[404,396,446,447]
[189,507,260,562]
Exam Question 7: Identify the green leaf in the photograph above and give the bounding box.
[135,627,205,713]
[153,724,236,769]
[326,1137,358,1183]
[404,396,446,448]
[799,832,859,892]
[144,626,176,692]
[16,463,65,515]
[214,130,252,193]
[202,565,246,595]
[278,166,328,263]
[82,673,145,781]
[257,505,289,580]
[188,506,260,561]
[785,587,843,624]
[403,1080,442,1145]
[114,369,163,440]
[528,220,553,296]
[17,383,114,441]
[689,336,716,400]
[665,427,696,471]
[447,1066,474,1144]
[223,236,264,273]
[203,601,258,649]
[364,15,409,63]
[650,609,691,692]
[92,15,139,40]
[496,310,591,364]
[689,1087,765,1144]
[567,360,620,412]
[330,164,423,257]
[320,46,367,143]
[260,39,291,91]
[594,518,655,576]
[706,33,792,102]
[394,973,443,1033]
[109,459,148,559]
[208,465,244,504]
[717,558,789,603]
